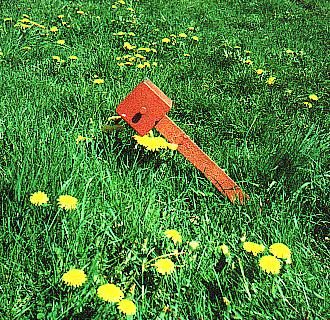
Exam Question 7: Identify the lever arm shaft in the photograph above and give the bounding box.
[155,115,247,204]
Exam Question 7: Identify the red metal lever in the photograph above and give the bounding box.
[155,115,247,204]
[116,80,249,204]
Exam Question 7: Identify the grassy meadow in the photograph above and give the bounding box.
[0,0,329,319]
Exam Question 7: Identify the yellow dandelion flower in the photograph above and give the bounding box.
[164,229,182,244]
[167,142,178,150]
[189,241,199,250]
[243,242,265,256]
[303,101,312,108]
[159,137,170,148]
[77,10,84,15]
[152,137,168,149]
[192,36,199,41]
[52,55,61,61]
[30,191,49,206]
[151,48,157,53]
[128,32,135,36]
[245,50,252,54]
[50,26,58,32]
[183,53,190,57]
[116,57,121,60]
[57,195,78,210]
[220,244,230,256]
[127,7,134,12]
[19,24,32,30]
[31,21,46,28]
[266,76,276,85]
[57,39,65,45]
[133,134,169,151]
[259,255,281,274]
[125,62,133,66]
[178,33,187,38]
[136,63,145,69]
[123,42,136,50]
[135,53,146,59]
[19,18,30,23]
[97,283,124,302]
[162,37,171,43]
[223,297,230,306]
[58,15,64,19]
[117,299,136,316]
[163,305,171,313]
[69,55,78,60]
[269,243,291,259]
[286,49,294,54]
[154,258,175,275]
[129,56,136,61]
[62,269,87,287]
[112,5,117,9]
[309,94,318,101]
[117,62,125,67]
[76,135,87,143]
[118,0,125,4]
[256,69,264,75]
[133,134,146,147]
[93,79,104,84]
[138,47,150,52]
[116,31,125,36]
[170,34,176,38]
[234,45,241,49]
[22,14,30,18]
[144,61,151,67]
[245,59,253,65]
[135,53,147,60]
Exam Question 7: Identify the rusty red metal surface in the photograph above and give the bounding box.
[155,115,248,204]
[116,80,249,204]
[116,80,172,136]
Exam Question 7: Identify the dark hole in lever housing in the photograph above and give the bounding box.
[132,112,142,123]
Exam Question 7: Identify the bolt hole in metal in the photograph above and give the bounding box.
[132,112,142,123]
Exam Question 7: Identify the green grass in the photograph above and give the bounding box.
[0,0,329,319]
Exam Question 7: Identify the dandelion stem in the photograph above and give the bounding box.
[238,258,252,300]
[145,251,186,266]
[278,278,299,312]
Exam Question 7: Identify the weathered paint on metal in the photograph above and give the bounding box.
[155,115,248,204]
[116,80,172,136]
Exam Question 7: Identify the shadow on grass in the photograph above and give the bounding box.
[66,308,97,320]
